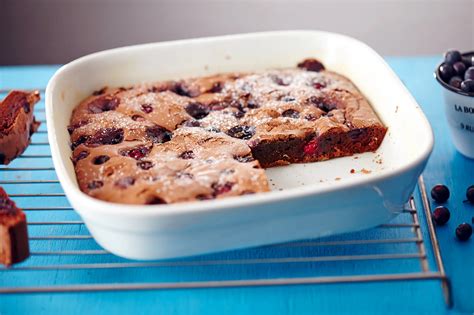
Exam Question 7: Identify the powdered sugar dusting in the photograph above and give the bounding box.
[69,61,385,205]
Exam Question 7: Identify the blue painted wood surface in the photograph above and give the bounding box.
[0,57,472,315]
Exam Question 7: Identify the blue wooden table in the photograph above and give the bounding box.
[0,57,473,315]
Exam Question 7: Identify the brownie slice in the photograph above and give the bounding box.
[196,66,387,167]
[71,127,269,204]
[0,187,30,266]
[0,90,41,164]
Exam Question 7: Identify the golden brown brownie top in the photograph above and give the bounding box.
[69,63,383,146]
[72,127,269,204]
[69,59,385,204]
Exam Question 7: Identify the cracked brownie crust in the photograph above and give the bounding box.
[69,59,387,204]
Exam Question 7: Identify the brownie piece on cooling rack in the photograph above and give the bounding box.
[0,90,41,164]
[0,187,30,266]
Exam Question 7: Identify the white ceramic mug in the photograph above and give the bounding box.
[435,54,474,158]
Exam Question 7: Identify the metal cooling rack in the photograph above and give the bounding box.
[0,90,451,306]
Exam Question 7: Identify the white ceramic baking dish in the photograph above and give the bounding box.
[46,30,433,260]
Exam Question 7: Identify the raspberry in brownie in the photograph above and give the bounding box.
[0,90,41,164]
[69,59,387,204]
[0,187,30,266]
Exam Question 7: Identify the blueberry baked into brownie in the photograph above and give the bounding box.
[69,59,387,204]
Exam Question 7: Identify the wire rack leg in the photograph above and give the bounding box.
[418,176,452,308]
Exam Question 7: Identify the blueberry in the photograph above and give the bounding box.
[348,128,366,140]
[92,87,107,96]
[87,180,103,190]
[229,100,245,111]
[72,150,89,164]
[226,125,255,140]
[212,182,234,196]
[88,96,119,113]
[71,135,90,150]
[464,66,474,80]
[297,59,325,72]
[141,104,153,113]
[146,196,167,205]
[185,102,209,119]
[209,82,223,93]
[466,185,474,203]
[179,150,194,159]
[247,100,259,109]
[432,206,450,225]
[281,96,296,102]
[145,126,172,143]
[115,176,135,189]
[453,62,466,76]
[273,76,289,86]
[456,223,472,241]
[461,79,474,93]
[304,114,317,121]
[308,96,337,112]
[67,120,89,135]
[86,128,124,147]
[205,126,221,133]
[431,184,450,203]
[444,50,462,64]
[449,76,463,89]
[439,63,455,82]
[173,83,193,97]
[183,119,201,127]
[93,155,110,165]
[233,110,245,119]
[137,160,154,170]
[131,114,145,121]
[462,55,474,67]
[282,109,300,118]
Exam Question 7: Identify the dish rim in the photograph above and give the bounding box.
[46,30,434,218]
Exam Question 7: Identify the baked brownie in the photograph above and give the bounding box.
[0,187,30,266]
[0,90,41,164]
[195,64,386,166]
[72,127,268,204]
[69,59,387,204]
